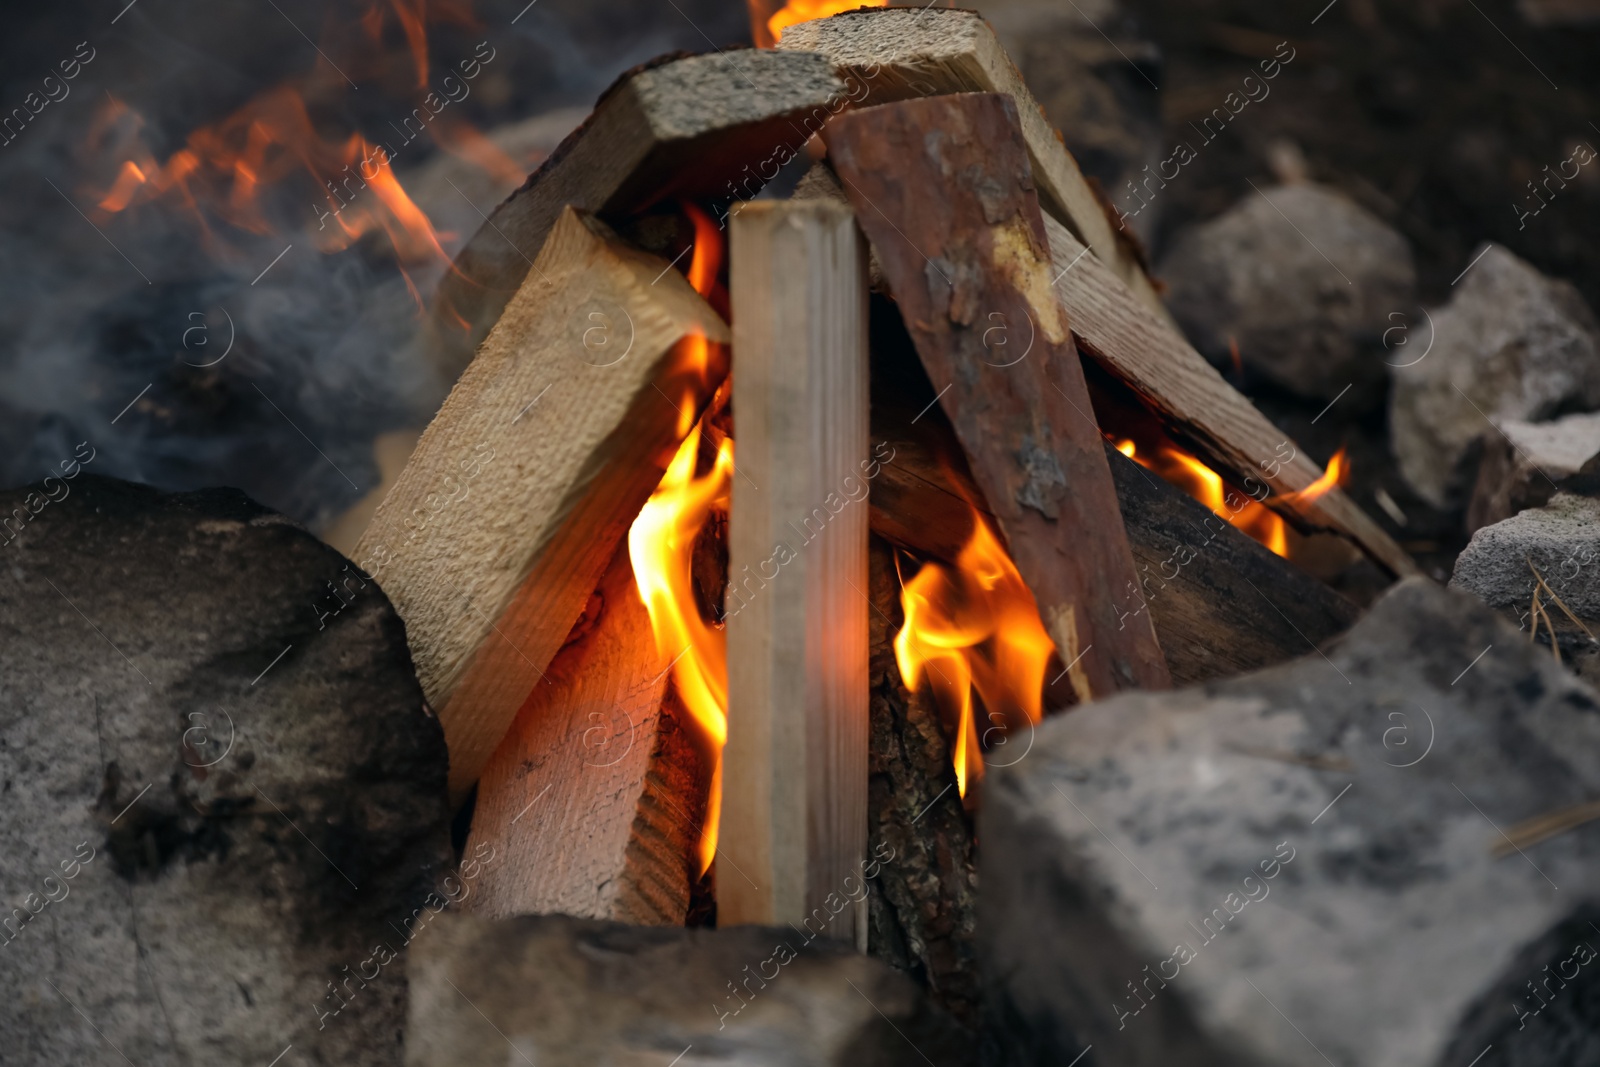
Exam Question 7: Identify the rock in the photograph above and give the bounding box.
[1158,182,1415,403]
[1468,411,1600,533]
[1452,492,1600,684]
[1391,244,1600,508]
[406,912,976,1067]
[982,577,1600,1067]
[0,475,452,1066]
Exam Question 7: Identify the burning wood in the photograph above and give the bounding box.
[1042,213,1417,577]
[721,199,871,941]
[463,544,706,925]
[824,91,1172,702]
[428,49,846,379]
[777,6,1172,324]
[356,205,727,800]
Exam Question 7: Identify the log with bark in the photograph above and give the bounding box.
[823,91,1171,702]
[779,7,1170,324]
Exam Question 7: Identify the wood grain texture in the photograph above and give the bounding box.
[868,355,1359,686]
[428,50,844,381]
[464,545,703,924]
[722,200,870,941]
[779,7,1171,325]
[355,207,728,800]
[1041,213,1418,578]
[823,92,1171,701]
[864,535,979,1026]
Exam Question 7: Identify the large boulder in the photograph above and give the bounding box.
[1391,244,1600,508]
[406,912,976,1066]
[1159,182,1415,403]
[983,577,1600,1067]
[0,475,452,1066]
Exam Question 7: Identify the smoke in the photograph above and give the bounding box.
[0,0,749,532]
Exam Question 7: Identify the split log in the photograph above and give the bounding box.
[868,329,1360,686]
[864,535,980,1026]
[722,200,870,942]
[463,544,704,924]
[429,50,844,379]
[779,7,1170,325]
[1042,211,1418,578]
[823,92,1171,702]
[355,206,728,800]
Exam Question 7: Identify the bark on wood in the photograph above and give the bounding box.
[722,200,870,942]
[1042,212,1418,579]
[428,50,844,380]
[823,91,1171,703]
[464,544,705,924]
[355,206,728,800]
[864,535,981,1027]
[868,332,1360,686]
[779,7,1171,325]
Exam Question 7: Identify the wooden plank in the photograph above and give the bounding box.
[463,544,704,924]
[868,349,1360,686]
[778,7,1171,326]
[721,199,870,940]
[355,206,728,800]
[1041,213,1418,578]
[429,49,844,379]
[823,92,1171,701]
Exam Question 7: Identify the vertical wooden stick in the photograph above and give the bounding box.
[722,200,870,941]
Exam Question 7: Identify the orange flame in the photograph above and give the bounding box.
[629,206,729,875]
[1115,439,1349,559]
[756,0,888,46]
[894,510,1056,797]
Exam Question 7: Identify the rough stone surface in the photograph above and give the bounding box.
[1453,492,1600,685]
[983,577,1600,1067]
[406,912,976,1066]
[0,475,452,1066]
[1391,244,1600,508]
[1468,411,1600,533]
[1159,182,1415,402]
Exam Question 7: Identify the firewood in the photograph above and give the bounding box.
[869,347,1360,686]
[1041,212,1417,578]
[428,50,844,379]
[778,7,1171,325]
[463,544,704,925]
[355,206,727,800]
[823,92,1171,702]
[863,535,980,1025]
[721,199,870,942]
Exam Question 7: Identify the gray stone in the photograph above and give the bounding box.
[0,475,452,1066]
[982,577,1600,1067]
[1159,182,1415,402]
[1468,411,1600,533]
[1453,492,1600,685]
[1391,244,1600,508]
[406,913,976,1067]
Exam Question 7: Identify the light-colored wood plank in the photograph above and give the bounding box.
[1041,213,1418,577]
[428,49,844,381]
[722,200,870,941]
[356,206,729,800]
[779,7,1172,326]
[464,544,703,925]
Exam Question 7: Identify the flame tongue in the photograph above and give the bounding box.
[894,511,1056,797]
[758,0,889,45]
[628,206,730,876]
